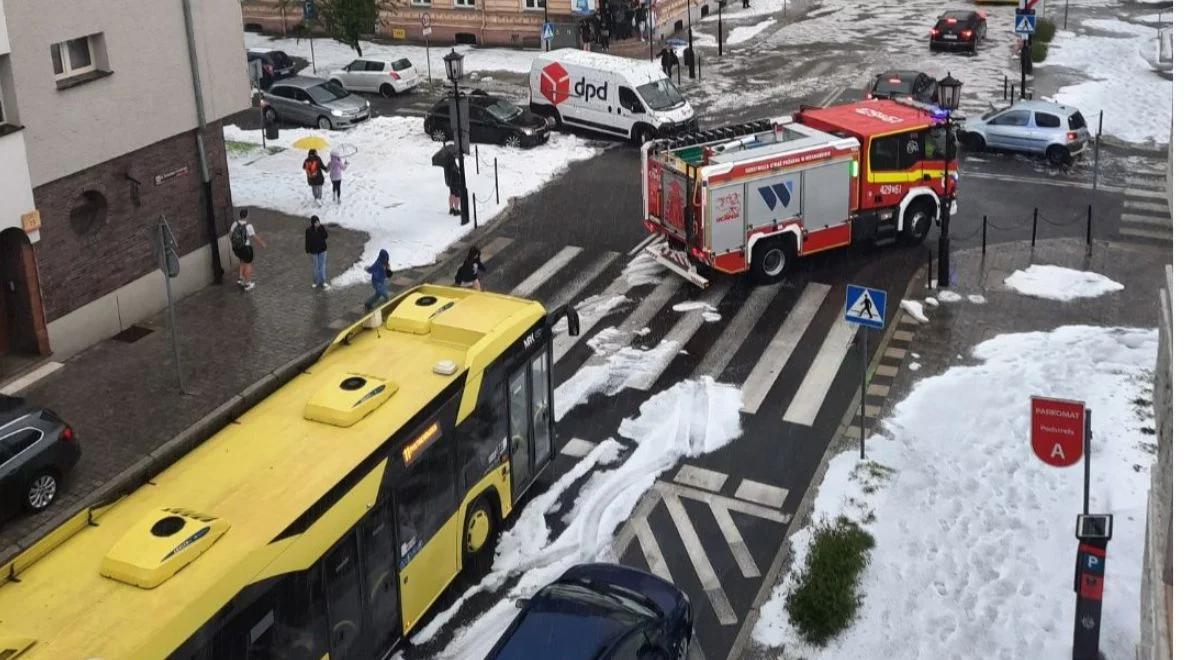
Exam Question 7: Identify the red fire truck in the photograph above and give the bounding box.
[640,98,958,286]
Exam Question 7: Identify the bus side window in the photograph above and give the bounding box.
[393,432,457,567]
[266,566,330,659]
[457,376,506,492]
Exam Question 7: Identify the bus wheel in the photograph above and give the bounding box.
[903,200,935,245]
[462,496,497,578]
[750,236,794,284]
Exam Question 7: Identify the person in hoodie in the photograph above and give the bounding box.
[305,215,329,289]
[328,149,348,204]
[364,249,394,311]
[303,149,327,205]
[453,246,486,291]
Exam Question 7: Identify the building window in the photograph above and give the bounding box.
[523,0,546,8]
[69,191,108,234]
[454,0,476,7]
[51,35,98,79]
[411,0,431,6]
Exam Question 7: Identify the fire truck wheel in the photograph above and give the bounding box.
[750,237,794,283]
[903,201,935,245]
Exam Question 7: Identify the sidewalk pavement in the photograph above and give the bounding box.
[0,206,472,558]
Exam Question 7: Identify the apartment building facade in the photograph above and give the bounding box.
[0,0,248,362]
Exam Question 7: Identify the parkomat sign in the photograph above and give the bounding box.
[1030,396,1086,467]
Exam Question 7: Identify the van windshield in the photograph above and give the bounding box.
[636,79,685,111]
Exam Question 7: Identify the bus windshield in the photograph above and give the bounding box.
[636,79,686,111]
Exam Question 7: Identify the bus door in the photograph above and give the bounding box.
[359,501,400,656]
[508,346,552,498]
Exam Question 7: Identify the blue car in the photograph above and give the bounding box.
[486,563,694,660]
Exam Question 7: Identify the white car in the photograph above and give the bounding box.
[328,57,420,97]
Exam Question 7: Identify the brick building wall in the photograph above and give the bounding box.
[31,120,232,323]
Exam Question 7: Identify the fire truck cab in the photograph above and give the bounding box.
[640,99,958,287]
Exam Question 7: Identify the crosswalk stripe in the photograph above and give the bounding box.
[674,464,729,492]
[1124,199,1170,213]
[1119,226,1172,242]
[1124,188,1168,200]
[633,516,676,584]
[509,246,583,297]
[734,479,789,509]
[558,276,682,366]
[1126,176,1166,190]
[1121,213,1171,228]
[711,503,761,578]
[544,251,620,312]
[481,235,513,259]
[807,60,832,77]
[693,283,781,380]
[662,491,739,625]
[629,282,731,391]
[560,438,597,458]
[782,320,858,426]
[876,364,899,377]
[553,277,632,364]
[741,283,831,414]
[1126,169,1167,178]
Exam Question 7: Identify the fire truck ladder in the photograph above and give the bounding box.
[659,119,774,153]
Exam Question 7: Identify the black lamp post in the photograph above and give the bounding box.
[444,49,470,227]
[935,72,961,288]
[718,0,726,57]
[543,0,550,52]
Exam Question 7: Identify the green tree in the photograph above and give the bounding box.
[315,0,398,57]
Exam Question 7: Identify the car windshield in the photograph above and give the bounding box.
[874,76,914,94]
[980,107,1005,121]
[269,52,290,65]
[1068,111,1086,130]
[636,79,685,111]
[945,11,974,21]
[308,81,351,103]
[393,58,412,70]
[485,99,523,123]
[926,126,958,160]
[490,583,655,660]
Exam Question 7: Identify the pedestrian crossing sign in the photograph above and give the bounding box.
[1015,14,1036,35]
[542,22,555,42]
[844,284,886,330]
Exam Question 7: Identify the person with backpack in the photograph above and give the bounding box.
[231,209,266,291]
[328,149,348,204]
[305,215,329,289]
[364,249,394,311]
[303,149,327,205]
[453,246,486,291]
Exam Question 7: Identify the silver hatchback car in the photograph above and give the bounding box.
[262,75,371,130]
[958,100,1090,165]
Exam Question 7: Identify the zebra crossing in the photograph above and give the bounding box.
[1118,170,1171,245]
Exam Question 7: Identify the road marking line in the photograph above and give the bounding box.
[844,425,863,439]
[819,86,844,107]
[559,438,597,458]
[867,383,890,397]
[1125,169,1166,178]
[1118,226,1172,242]
[807,60,832,77]
[509,245,583,297]
[481,235,513,259]
[544,251,620,312]
[612,489,663,558]
[1124,187,1169,200]
[884,347,907,360]
[562,276,683,366]
[865,404,882,418]
[0,361,64,395]
[734,479,789,509]
[674,464,729,492]
[876,364,900,377]
[633,517,676,584]
[711,503,761,579]
[960,171,1126,194]
[741,283,831,414]
[900,314,920,325]
[1126,176,1166,190]
[552,273,635,364]
[1123,199,1170,213]
[782,320,857,426]
[662,491,739,625]
[892,330,915,342]
[693,283,781,380]
[627,233,661,257]
[1121,213,1171,228]
[658,481,791,523]
[629,282,731,391]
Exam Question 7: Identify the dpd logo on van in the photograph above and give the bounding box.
[540,62,570,105]
[574,76,608,103]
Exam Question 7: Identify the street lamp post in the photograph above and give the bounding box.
[444,49,470,227]
[718,0,725,57]
[544,0,550,52]
[935,72,962,288]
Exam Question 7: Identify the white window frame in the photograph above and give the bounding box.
[52,35,97,80]
[454,0,477,7]
[411,0,431,6]
[523,0,547,9]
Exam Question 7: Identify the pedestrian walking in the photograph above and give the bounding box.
[742,0,749,8]
[635,3,648,41]
[599,17,611,50]
[231,209,266,291]
[580,19,593,51]
[305,215,330,289]
[329,149,348,204]
[659,45,673,75]
[364,249,394,311]
[442,156,462,216]
[454,246,487,291]
[303,149,327,205]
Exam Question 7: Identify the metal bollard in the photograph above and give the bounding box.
[494,157,499,202]
[472,193,478,230]
[927,249,933,290]
[476,146,480,175]
[982,215,988,255]
[1032,207,1038,247]
[1002,75,1007,99]
[1086,205,1093,254]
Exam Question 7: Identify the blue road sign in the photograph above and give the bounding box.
[303,1,317,20]
[1016,13,1037,35]
[542,22,555,41]
[845,285,887,330]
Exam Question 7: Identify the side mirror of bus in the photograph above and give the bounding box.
[550,304,581,336]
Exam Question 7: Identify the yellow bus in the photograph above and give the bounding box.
[0,285,579,659]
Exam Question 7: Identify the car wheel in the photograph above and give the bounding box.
[328,78,344,89]
[430,126,448,142]
[24,471,59,512]
[1047,145,1071,166]
[549,107,563,130]
[379,84,396,98]
[750,237,794,284]
[503,133,523,148]
[632,125,655,145]
[962,132,986,152]
[462,496,498,579]
[903,200,935,245]
[317,116,333,130]
[263,107,278,123]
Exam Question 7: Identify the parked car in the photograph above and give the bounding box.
[328,57,420,97]
[485,563,693,660]
[0,395,80,515]
[424,90,550,148]
[246,48,296,89]
[930,10,988,52]
[865,70,938,103]
[958,99,1091,165]
[261,76,371,130]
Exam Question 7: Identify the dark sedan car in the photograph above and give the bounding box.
[424,91,550,149]
[865,70,938,103]
[247,48,296,89]
[485,563,693,660]
[930,10,988,52]
[0,395,79,515]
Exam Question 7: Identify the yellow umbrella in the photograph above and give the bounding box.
[292,135,329,151]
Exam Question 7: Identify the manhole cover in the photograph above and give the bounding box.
[112,325,154,343]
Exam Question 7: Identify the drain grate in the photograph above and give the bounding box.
[112,325,154,343]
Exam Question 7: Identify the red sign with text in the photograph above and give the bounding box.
[1030,396,1085,467]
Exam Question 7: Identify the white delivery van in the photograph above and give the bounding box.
[529,48,697,144]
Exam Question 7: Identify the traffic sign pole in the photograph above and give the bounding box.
[1083,409,1091,514]
[845,284,887,459]
[859,327,867,459]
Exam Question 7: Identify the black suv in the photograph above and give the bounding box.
[0,395,80,515]
[424,91,550,149]
[247,48,296,89]
[865,70,938,104]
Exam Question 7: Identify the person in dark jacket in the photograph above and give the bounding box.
[659,45,675,76]
[305,215,329,289]
[364,249,393,310]
[303,149,328,205]
[580,18,593,51]
[453,246,486,291]
[442,157,462,216]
